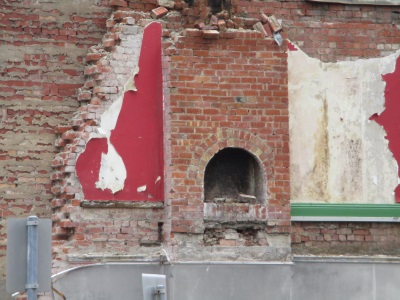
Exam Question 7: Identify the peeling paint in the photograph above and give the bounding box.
[124,66,139,92]
[370,56,400,202]
[95,142,126,193]
[76,22,164,201]
[289,44,399,204]
[137,185,146,192]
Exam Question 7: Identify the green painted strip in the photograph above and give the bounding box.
[291,203,400,218]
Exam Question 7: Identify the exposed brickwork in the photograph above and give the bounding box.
[2,0,400,298]
[50,11,167,273]
[0,1,111,297]
[292,222,400,256]
[238,1,400,62]
[163,27,290,260]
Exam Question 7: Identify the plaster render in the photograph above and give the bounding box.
[289,44,399,204]
[76,22,164,201]
[95,142,126,193]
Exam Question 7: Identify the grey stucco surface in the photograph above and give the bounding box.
[50,259,400,300]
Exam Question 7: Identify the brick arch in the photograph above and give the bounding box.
[188,128,274,200]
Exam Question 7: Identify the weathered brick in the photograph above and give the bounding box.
[158,0,175,9]
[109,0,128,7]
[203,30,220,39]
[1,2,400,294]
[151,7,168,19]
[253,22,268,37]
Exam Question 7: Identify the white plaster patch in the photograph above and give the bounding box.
[289,44,400,204]
[95,142,127,193]
[137,185,146,192]
[124,66,139,92]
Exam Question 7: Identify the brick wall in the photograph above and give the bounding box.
[165,28,290,227]
[0,1,112,297]
[48,1,291,265]
[2,0,400,298]
[164,27,291,260]
[292,222,400,256]
[233,0,400,62]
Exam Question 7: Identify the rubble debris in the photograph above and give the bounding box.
[195,21,206,30]
[226,19,235,28]
[263,23,272,36]
[210,15,219,27]
[260,13,269,24]
[149,1,284,43]
[216,10,230,20]
[267,15,283,34]
[151,6,169,19]
[157,0,175,9]
[237,193,257,204]
[253,22,269,37]
[218,19,226,31]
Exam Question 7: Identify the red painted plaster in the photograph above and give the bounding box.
[287,42,298,52]
[370,56,400,202]
[76,22,164,201]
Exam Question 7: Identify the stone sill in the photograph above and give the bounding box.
[68,254,164,263]
[203,202,268,224]
[80,200,164,209]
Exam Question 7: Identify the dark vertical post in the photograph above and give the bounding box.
[26,216,39,300]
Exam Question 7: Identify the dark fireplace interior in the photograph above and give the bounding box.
[204,147,265,203]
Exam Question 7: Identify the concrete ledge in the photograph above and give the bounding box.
[67,254,163,263]
[80,200,164,209]
[293,255,400,264]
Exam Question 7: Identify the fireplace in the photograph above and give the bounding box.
[204,147,266,204]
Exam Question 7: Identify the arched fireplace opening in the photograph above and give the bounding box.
[204,147,265,203]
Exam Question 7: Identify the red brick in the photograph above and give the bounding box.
[109,0,128,7]
[151,6,168,19]
[217,20,226,31]
[203,30,220,39]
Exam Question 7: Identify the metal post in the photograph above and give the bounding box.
[26,216,39,300]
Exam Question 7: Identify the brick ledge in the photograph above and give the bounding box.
[80,200,164,209]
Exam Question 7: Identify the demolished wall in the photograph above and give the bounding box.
[2,0,400,298]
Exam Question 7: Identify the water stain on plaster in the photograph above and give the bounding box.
[308,96,330,202]
[76,22,164,201]
[289,43,399,204]
[339,138,362,201]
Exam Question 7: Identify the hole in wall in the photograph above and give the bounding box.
[204,147,265,203]
[208,0,231,14]
[158,222,163,243]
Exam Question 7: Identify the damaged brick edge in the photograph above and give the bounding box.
[50,11,153,239]
[148,0,284,43]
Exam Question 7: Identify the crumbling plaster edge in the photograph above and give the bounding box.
[288,40,400,204]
